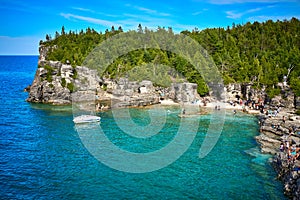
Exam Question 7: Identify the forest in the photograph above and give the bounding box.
[40,18,300,97]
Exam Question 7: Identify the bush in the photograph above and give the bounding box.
[44,65,54,82]
[46,75,52,82]
[67,82,74,92]
[266,87,281,99]
[72,68,78,79]
[61,78,66,87]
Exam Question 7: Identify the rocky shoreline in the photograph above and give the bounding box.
[26,45,300,199]
[256,104,300,199]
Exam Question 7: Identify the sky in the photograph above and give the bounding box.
[0,0,299,55]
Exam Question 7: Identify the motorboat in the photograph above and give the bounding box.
[73,115,101,124]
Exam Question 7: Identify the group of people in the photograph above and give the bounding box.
[280,141,300,163]
[266,106,281,118]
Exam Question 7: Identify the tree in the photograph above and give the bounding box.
[40,19,300,96]
[61,26,65,35]
[138,24,143,33]
[111,26,115,33]
[55,31,60,39]
[45,34,50,41]
[118,26,123,32]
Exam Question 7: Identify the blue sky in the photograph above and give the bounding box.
[0,0,299,55]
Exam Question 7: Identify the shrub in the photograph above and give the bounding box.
[67,82,74,92]
[61,78,66,87]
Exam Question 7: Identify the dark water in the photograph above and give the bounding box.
[0,56,286,199]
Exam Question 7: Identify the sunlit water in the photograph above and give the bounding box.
[0,56,286,199]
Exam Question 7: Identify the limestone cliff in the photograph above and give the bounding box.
[27,45,299,110]
[26,45,201,107]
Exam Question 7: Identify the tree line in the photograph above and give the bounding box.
[40,18,300,97]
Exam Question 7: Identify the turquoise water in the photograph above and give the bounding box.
[0,56,286,199]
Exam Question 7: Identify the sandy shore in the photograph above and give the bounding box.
[160,99,244,110]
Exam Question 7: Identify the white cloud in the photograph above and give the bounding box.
[60,13,115,27]
[192,9,208,16]
[71,7,119,18]
[135,6,156,14]
[125,4,171,16]
[226,7,262,19]
[226,11,242,19]
[135,6,170,16]
[72,7,95,13]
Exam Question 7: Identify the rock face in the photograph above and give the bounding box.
[273,154,300,199]
[26,46,200,107]
[26,60,73,105]
[256,110,300,154]
[170,82,198,103]
[103,78,160,108]
[271,90,296,109]
[225,83,266,103]
[28,46,299,110]
[256,106,300,199]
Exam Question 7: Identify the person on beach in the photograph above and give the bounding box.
[280,142,285,152]
[286,140,290,150]
[288,145,299,162]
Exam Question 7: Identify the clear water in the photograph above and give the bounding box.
[0,56,286,199]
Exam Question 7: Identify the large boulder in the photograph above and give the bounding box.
[170,82,198,103]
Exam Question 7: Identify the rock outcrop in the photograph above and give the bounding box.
[273,154,300,199]
[27,45,299,113]
[26,60,73,105]
[256,105,300,199]
[26,46,200,108]
[169,82,198,103]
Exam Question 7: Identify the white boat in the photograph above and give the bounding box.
[73,115,101,124]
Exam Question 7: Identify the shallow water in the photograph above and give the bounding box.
[0,56,286,199]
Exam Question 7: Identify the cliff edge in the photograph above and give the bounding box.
[26,45,201,108]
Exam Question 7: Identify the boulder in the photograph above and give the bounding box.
[170,82,198,103]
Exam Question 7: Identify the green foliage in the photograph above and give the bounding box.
[61,78,66,87]
[41,26,122,66]
[183,18,300,95]
[44,65,54,82]
[290,77,300,96]
[41,19,300,96]
[102,84,107,91]
[265,87,281,99]
[46,76,52,82]
[67,82,74,92]
[72,68,78,79]
[295,110,300,115]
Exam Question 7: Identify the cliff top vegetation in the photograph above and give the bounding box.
[40,18,300,97]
